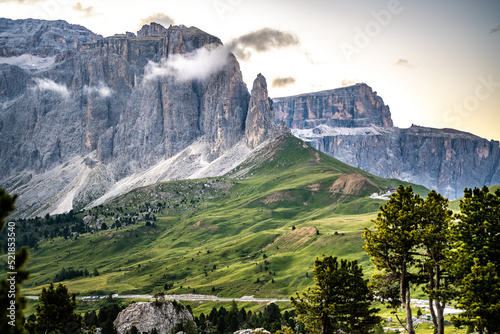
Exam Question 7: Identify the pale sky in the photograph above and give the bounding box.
[1,0,499,141]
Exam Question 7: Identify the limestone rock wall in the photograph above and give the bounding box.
[0,20,278,216]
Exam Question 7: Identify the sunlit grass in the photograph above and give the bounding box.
[2,135,430,302]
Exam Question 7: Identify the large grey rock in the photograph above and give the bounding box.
[245,73,279,149]
[275,84,500,200]
[113,301,196,334]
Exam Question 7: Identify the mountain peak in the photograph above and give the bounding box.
[136,22,169,37]
[255,73,267,87]
[273,83,393,129]
[0,19,268,217]
[245,74,279,149]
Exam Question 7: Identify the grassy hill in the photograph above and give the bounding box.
[2,134,429,298]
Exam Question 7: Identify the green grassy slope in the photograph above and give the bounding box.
[3,134,429,298]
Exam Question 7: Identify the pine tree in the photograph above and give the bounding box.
[291,255,380,334]
[0,188,17,232]
[363,185,421,334]
[450,186,500,334]
[31,283,83,334]
[419,190,454,334]
[0,188,29,334]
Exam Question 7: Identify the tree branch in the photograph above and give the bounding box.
[395,314,409,332]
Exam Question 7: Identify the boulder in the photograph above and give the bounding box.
[113,301,196,334]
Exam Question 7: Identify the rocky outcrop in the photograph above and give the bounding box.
[273,83,393,130]
[137,22,169,37]
[0,63,29,100]
[0,18,101,56]
[245,73,279,149]
[0,19,278,217]
[113,301,196,334]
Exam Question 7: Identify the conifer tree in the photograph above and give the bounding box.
[0,188,29,334]
[419,190,454,334]
[30,283,83,334]
[450,186,500,334]
[363,185,422,334]
[291,255,380,334]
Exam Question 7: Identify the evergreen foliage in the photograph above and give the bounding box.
[450,186,500,334]
[291,255,380,334]
[363,185,421,334]
[0,188,17,232]
[0,188,29,334]
[419,190,454,334]
[28,283,83,334]
[365,185,500,334]
[193,303,296,334]
[54,267,89,282]
[81,303,122,333]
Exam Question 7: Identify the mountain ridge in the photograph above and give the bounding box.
[273,86,500,200]
[1,17,497,219]
[0,19,279,218]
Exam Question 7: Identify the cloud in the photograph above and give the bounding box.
[228,28,299,61]
[394,58,415,68]
[271,76,296,88]
[138,13,175,30]
[84,82,113,98]
[341,79,359,87]
[144,44,231,82]
[490,25,500,34]
[73,2,98,17]
[33,78,70,98]
[143,28,299,82]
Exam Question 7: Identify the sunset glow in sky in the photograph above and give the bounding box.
[1,0,499,140]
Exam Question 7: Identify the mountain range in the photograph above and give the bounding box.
[1,18,499,219]
[273,83,500,200]
[0,18,280,218]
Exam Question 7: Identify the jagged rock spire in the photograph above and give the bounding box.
[245,73,280,149]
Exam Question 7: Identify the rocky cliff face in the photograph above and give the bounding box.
[0,19,278,217]
[273,83,393,129]
[274,87,500,200]
[0,18,101,56]
[113,301,196,334]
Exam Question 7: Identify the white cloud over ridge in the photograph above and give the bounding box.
[33,78,70,98]
[142,27,300,84]
[144,44,231,82]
